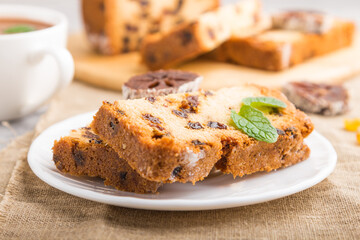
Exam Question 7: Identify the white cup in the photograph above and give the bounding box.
[0,5,74,121]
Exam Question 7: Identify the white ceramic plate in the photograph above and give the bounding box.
[28,111,337,211]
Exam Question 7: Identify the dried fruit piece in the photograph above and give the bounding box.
[187,121,203,129]
[191,140,205,146]
[145,97,156,103]
[344,118,360,132]
[172,166,182,177]
[172,109,188,118]
[142,113,161,124]
[207,121,227,129]
[122,70,202,99]
[72,144,85,167]
[283,82,349,116]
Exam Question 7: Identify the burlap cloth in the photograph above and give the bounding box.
[0,78,360,240]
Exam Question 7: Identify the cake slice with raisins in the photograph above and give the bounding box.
[91,85,314,184]
[53,69,203,193]
[208,11,355,71]
[82,0,219,54]
[52,127,162,193]
[141,0,262,70]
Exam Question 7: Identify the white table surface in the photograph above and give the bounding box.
[0,0,359,149]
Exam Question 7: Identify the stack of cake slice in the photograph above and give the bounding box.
[208,11,355,71]
[83,0,355,70]
[53,84,314,193]
[140,5,355,71]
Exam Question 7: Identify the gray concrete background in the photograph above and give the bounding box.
[0,0,359,149]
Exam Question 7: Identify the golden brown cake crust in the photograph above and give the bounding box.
[82,0,119,54]
[215,130,311,176]
[52,127,162,194]
[91,85,314,183]
[82,0,106,35]
[209,20,355,71]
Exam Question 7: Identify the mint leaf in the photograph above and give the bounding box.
[230,96,285,143]
[231,106,278,143]
[3,25,35,34]
[242,96,287,109]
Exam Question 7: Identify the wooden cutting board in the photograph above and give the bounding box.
[68,33,360,91]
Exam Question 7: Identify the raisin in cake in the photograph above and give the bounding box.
[53,127,162,193]
[208,11,355,71]
[141,0,262,70]
[82,0,219,55]
[91,85,314,183]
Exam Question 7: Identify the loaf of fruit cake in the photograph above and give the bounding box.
[91,85,314,184]
[82,0,219,55]
[208,11,355,71]
[140,0,263,70]
[53,127,162,193]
